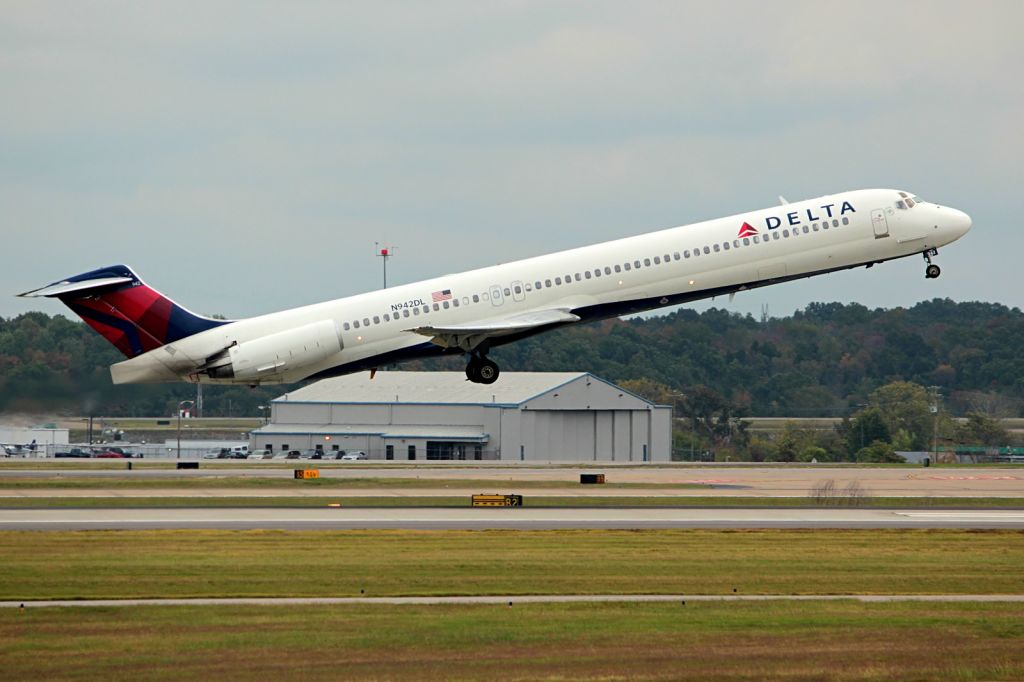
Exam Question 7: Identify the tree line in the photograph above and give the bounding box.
[1,299,1022,430]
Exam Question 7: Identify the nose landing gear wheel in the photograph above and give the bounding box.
[925,264,941,279]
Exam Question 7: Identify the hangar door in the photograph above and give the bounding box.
[522,411,624,461]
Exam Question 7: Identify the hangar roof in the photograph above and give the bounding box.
[273,371,644,407]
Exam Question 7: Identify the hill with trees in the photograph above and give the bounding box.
[2,301,1022,455]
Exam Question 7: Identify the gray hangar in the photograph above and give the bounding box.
[252,372,672,462]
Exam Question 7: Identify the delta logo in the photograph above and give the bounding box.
[738,222,758,238]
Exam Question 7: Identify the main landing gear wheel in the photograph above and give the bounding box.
[465,357,500,384]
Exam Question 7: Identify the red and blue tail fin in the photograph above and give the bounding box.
[18,264,228,358]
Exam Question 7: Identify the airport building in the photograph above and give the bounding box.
[251,372,672,462]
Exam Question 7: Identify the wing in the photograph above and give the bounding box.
[406,308,580,351]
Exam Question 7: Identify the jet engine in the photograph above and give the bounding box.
[203,319,342,382]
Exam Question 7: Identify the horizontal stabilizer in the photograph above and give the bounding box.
[18,276,134,298]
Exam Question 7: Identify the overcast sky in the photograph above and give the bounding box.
[2,1,1021,322]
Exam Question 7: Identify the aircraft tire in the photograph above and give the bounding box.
[477,359,500,384]
[926,264,941,279]
[465,360,482,383]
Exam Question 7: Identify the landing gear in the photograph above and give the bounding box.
[923,249,941,279]
[465,355,500,384]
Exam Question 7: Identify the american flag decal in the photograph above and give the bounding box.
[431,289,452,302]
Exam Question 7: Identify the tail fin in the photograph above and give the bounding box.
[18,264,228,358]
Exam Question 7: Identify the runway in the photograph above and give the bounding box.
[4,594,1024,608]
[4,506,1024,530]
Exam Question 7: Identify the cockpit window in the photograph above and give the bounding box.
[895,192,923,210]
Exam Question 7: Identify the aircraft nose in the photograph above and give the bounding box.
[949,208,972,237]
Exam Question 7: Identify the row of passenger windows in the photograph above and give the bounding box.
[342,217,850,332]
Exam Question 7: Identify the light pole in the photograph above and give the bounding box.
[257,405,269,425]
[177,400,195,460]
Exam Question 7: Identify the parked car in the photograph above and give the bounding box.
[94,450,127,458]
[55,448,92,458]
[285,450,302,460]
[340,451,367,461]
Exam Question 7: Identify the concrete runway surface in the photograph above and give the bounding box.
[2,465,1023,497]
[4,594,1024,608]
[4,507,1024,530]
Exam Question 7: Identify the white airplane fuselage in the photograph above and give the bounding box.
[22,188,972,385]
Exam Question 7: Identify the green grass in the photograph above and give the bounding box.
[3,529,1024,600]
[2,495,1024,509]
[2,601,1023,680]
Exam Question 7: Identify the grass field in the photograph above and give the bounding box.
[2,495,1024,509]
[3,529,1024,600]
[2,601,1023,680]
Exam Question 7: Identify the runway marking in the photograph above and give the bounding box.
[896,511,1024,520]
[3,595,1024,608]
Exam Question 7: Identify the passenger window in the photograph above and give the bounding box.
[842,217,849,225]
[513,285,522,294]
[713,244,720,252]
[634,260,641,268]
[703,246,710,254]
[743,238,750,246]
[832,219,839,227]
[473,294,480,302]
[684,250,690,258]
[624,263,631,271]
[482,292,489,300]
[383,314,390,322]
[773,232,780,240]
[503,288,510,296]
[653,256,661,264]
[545,279,552,287]
[673,252,680,261]
[732,240,739,248]
[614,265,621,273]
[643,258,651,266]
[402,309,410,318]
[664,253,670,262]
[822,222,829,229]
[812,223,819,231]
[353,320,361,329]
[343,322,351,330]
[752,236,759,243]
[723,242,730,250]
[572,274,579,282]
[373,315,380,324]
[802,226,809,234]
[555,277,562,285]
[783,230,790,237]
[453,299,460,307]
[584,271,591,279]
[524,283,532,292]
[363,318,370,326]
[442,301,450,309]
[565,274,571,282]
[604,267,611,275]
[535,281,542,289]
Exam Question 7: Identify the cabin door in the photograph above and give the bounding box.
[871,209,889,238]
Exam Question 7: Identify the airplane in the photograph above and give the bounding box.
[19,189,971,386]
